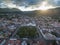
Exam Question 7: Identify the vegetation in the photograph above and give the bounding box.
[17,26,38,38]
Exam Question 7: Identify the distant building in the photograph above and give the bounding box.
[21,41,27,45]
[21,23,36,26]
[6,38,21,45]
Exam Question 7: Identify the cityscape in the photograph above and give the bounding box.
[0,0,60,45]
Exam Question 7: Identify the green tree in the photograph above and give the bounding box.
[17,26,38,38]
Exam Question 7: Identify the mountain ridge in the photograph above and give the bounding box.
[0,7,60,16]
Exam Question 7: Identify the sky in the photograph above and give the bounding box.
[0,0,60,11]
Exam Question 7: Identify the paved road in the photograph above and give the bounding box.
[11,26,21,38]
[4,25,21,45]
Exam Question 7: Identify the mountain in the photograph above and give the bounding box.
[23,7,60,16]
[0,7,60,17]
[0,8,23,15]
[0,8,20,12]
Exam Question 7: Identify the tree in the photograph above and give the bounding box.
[17,26,38,38]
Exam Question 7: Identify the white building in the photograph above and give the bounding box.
[21,41,27,45]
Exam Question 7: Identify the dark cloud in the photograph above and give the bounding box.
[48,0,60,6]
[0,0,2,2]
[0,0,60,11]
[0,0,60,7]
[11,0,60,7]
[12,0,42,6]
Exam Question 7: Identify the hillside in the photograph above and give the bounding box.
[23,7,60,16]
[0,7,60,16]
[0,8,21,12]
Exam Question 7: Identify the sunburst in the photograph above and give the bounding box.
[39,1,54,10]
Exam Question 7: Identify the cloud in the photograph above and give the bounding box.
[48,0,60,6]
[12,0,42,7]
[0,0,60,7]
[54,0,60,6]
[0,0,60,11]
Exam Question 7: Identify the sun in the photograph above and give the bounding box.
[39,1,54,10]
